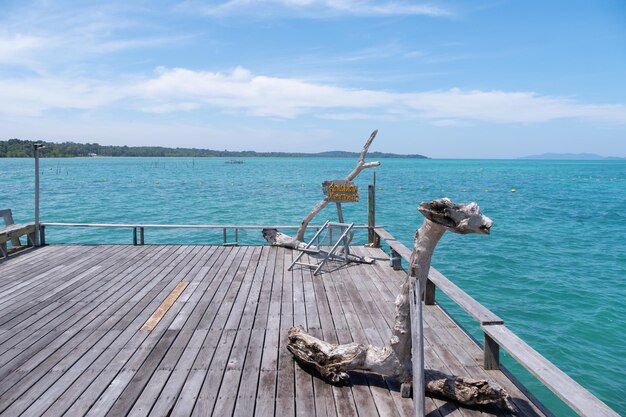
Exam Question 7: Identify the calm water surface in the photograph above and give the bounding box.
[1,157,625,416]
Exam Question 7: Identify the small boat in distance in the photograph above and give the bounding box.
[225,159,244,164]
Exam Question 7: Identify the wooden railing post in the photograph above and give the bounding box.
[483,333,500,370]
[368,184,378,247]
[424,279,436,305]
[140,227,145,245]
[390,248,402,270]
[40,225,46,246]
[132,227,137,245]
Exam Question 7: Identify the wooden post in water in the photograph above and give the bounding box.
[368,184,376,246]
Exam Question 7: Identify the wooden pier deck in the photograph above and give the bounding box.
[0,244,549,417]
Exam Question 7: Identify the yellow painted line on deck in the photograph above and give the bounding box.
[141,281,189,331]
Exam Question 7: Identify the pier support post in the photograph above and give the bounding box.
[483,333,500,370]
[133,227,138,246]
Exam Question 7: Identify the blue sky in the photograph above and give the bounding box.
[1,0,625,158]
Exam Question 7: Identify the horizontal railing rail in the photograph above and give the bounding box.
[40,222,372,246]
[373,227,619,417]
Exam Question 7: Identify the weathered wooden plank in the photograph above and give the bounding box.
[233,328,266,417]
[141,281,190,331]
[0,247,133,346]
[33,245,227,415]
[0,244,115,302]
[23,245,201,414]
[188,328,238,417]
[317,270,361,417]
[92,248,214,416]
[48,245,199,416]
[275,248,296,417]
[166,328,224,417]
[196,246,249,330]
[0,246,159,384]
[292,253,308,330]
[0,245,124,322]
[141,331,204,417]
[170,248,259,416]
[0,245,565,417]
[343,263,409,417]
[225,247,265,330]
[0,244,92,293]
[0,246,182,415]
[0,245,57,283]
[252,247,278,330]
[126,328,206,417]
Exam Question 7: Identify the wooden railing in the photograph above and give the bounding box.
[373,227,619,417]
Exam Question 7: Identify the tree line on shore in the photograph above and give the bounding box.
[0,139,427,159]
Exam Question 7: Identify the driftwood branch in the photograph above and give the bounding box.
[263,130,380,247]
[286,199,517,412]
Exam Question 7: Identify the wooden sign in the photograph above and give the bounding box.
[322,180,359,203]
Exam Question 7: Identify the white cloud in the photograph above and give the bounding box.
[0,77,127,116]
[2,67,626,126]
[183,0,451,17]
[0,4,190,74]
[0,34,45,56]
[135,67,394,117]
[133,67,626,124]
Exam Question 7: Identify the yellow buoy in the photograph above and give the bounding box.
[511,188,517,193]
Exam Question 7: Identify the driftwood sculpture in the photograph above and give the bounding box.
[263,130,380,250]
[287,198,517,412]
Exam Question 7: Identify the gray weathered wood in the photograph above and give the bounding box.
[482,324,620,417]
[374,227,503,326]
[483,333,500,371]
[368,184,378,247]
[1,209,22,247]
[0,244,586,417]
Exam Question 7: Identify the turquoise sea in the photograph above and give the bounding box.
[1,157,625,416]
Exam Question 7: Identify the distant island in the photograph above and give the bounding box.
[519,152,625,160]
[0,139,428,159]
